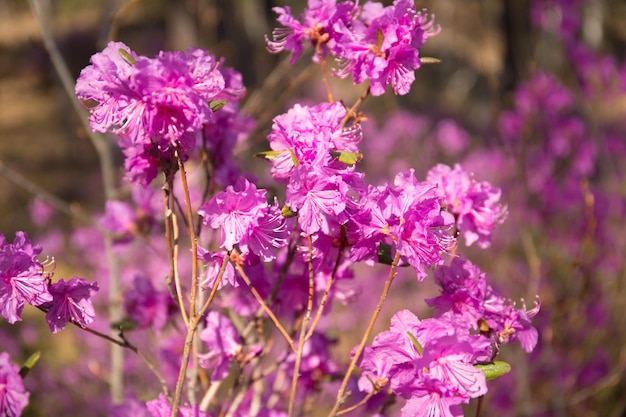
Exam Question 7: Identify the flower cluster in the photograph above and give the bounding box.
[358,310,489,417]
[0,232,51,324]
[75,41,248,186]
[427,164,507,248]
[0,232,98,332]
[198,177,289,262]
[266,0,440,95]
[427,258,540,352]
[350,169,455,280]
[360,259,540,416]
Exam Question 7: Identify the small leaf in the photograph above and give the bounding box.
[406,332,424,356]
[118,48,137,65]
[331,150,363,166]
[254,150,285,162]
[289,149,299,167]
[209,100,228,112]
[81,99,100,109]
[420,57,441,65]
[475,361,511,381]
[19,351,41,378]
[111,318,138,331]
[281,205,297,218]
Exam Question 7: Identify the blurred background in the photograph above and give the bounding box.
[1,0,626,416]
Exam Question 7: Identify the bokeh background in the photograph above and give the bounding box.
[1,0,626,416]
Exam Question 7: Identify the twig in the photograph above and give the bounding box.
[0,160,95,225]
[327,252,401,417]
[27,0,124,403]
[233,256,296,353]
[305,236,346,341]
[287,235,316,417]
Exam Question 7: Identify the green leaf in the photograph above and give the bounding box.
[475,361,511,381]
[406,332,424,356]
[209,100,228,112]
[19,351,41,378]
[420,57,441,65]
[118,48,137,65]
[331,150,363,166]
[111,318,138,331]
[289,149,299,167]
[81,99,100,109]
[281,205,297,218]
[254,150,285,162]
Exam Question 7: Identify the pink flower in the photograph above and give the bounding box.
[199,177,288,259]
[0,232,52,324]
[43,277,99,333]
[0,352,29,417]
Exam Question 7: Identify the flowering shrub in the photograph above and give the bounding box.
[5,0,626,416]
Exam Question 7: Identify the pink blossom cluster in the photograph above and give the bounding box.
[266,0,440,95]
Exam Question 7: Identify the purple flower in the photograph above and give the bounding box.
[427,164,507,248]
[426,258,487,325]
[124,275,176,331]
[0,232,52,324]
[286,166,348,235]
[76,42,245,187]
[265,0,359,64]
[198,311,242,381]
[266,102,362,180]
[350,170,454,279]
[198,177,288,258]
[358,310,487,415]
[0,352,29,417]
[335,0,440,95]
[197,248,237,290]
[43,277,99,333]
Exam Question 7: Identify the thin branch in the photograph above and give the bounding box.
[0,160,95,225]
[288,235,316,417]
[176,151,200,320]
[327,252,401,417]
[233,256,297,353]
[306,236,346,341]
[27,0,124,403]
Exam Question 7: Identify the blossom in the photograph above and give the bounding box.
[0,232,52,324]
[197,248,237,290]
[198,177,288,258]
[43,277,99,333]
[350,170,454,279]
[427,164,507,248]
[265,0,358,63]
[426,257,488,325]
[123,275,176,331]
[76,42,245,187]
[0,352,29,417]
[265,101,362,180]
[198,311,243,381]
[335,0,440,95]
[357,310,487,416]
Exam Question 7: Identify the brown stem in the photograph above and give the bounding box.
[341,87,370,128]
[234,256,297,353]
[305,237,346,341]
[287,235,316,417]
[316,43,334,103]
[326,252,401,417]
[176,152,200,320]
